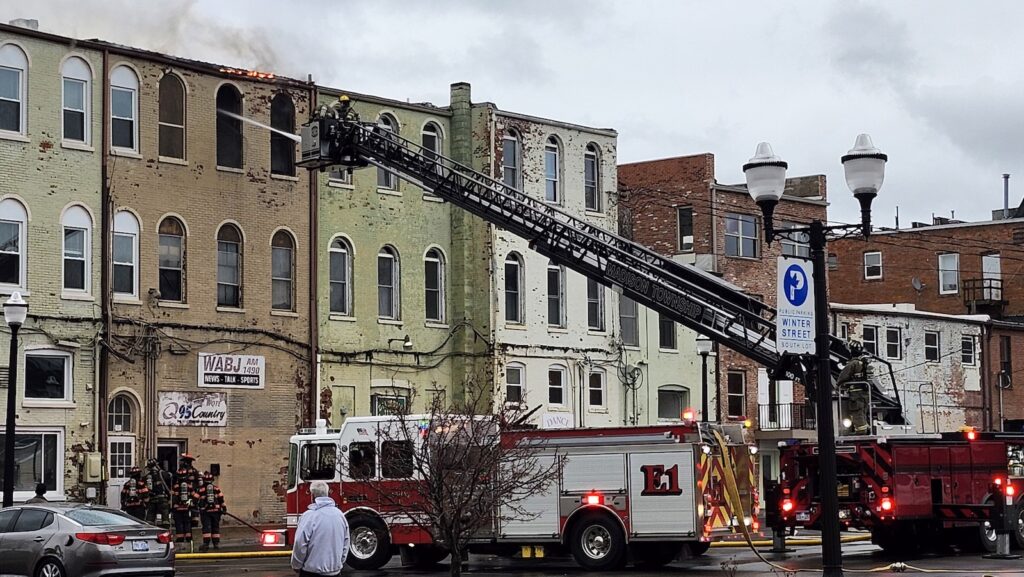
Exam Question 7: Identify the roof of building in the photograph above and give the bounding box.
[317,86,452,116]
[494,108,617,138]
[831,302,990,324]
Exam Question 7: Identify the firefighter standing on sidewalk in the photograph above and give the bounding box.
[145,458,173,528]
[196,471,226,551]
[120,467,149,520]
[176,453,202,535]
[172,467,195,544]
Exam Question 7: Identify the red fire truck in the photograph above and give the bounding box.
[777,429,1024,553]
[272,416,758,570]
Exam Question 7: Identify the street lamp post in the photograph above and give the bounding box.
[744,135,886,577]
[695,335,713,422]
[3,292,28,507]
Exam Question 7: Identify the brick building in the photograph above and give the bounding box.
[619,153,828,477]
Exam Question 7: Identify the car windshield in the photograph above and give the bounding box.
[65,508,143,526]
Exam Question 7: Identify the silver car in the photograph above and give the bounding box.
[0,503,174,577]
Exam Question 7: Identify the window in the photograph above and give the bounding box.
[547,261,565,327]
[584,143,600,211]
[328,167,351,185]
[381,441,414,478]
[271,230,295,311]
[0,198,26,289]
[924,331,940,362]
[61,205,91,293]
[378,246,400,319]
[502,130,520,189]
[659,314,677,350]
[587,278,605,331]
[301,443,337,481]
[347,442,376,479]
[588,370,605,408]
[658,385,690,420]
[0,429,61,498]
[61,56,91,143]
[422,122,442,187]
[158,217,185,302]
[839,322,850,340]
[780,223,810,258]
[961,335,976,366]
[270,93,295,176]
[885,327,902,360]
[862,325,878,356]
[216,224,242,307]
[0,43,28,134]
[329,237,352,315]
[158,74,185,159]
[548,366,566,405]
[216,84,243,168]
[25,350,72,402]
[999,335,1012,388]
[13,509,52,532]
[504,253,523,324]
[828,253,839,270]
[505,363,524,404]
[371,394,407,416]
[377,115,397,190]
[938,253,959,295]
[727,372,746,418]
[725,213,758,258]
[863,251,882,279]
[110,66,138,151]
[619,296,639,347]
[544,137,561,203]
[107,394,133,433]
[112,210,139,298]
[677,207,694,252]
[424,248,445,323]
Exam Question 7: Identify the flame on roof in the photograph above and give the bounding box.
[219,67,275,80]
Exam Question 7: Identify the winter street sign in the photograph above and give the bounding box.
[776,256,815,355]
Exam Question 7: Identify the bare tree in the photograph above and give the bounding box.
[342,379,562,577]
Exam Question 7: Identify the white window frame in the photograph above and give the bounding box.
[505,363,524,406]
[61,56,91,145]
[862,325,878,356]
[112,211,140,299]
[424,248,445,323]
[587,369,606,409]
[0,44,28,136]
[924,331,940,362]
[724,213,759,258]
[376,114,398,191]
[547,365,566,407]
[61,205,92,296]
[657,385,690,421]
[619,296,639,347]
[780,222,810,258]
[504,253,524,324]
[587,278,605,332]
[863,251,882,280]
[0,198,28,291]
[110,66,139,153]
[377,246,400,320]
[839,322,850,340]
[961,335,977,366]
[0,427,65,501]
[885,327,903,360]
[107,394,134,433]
[421,122,442,193]
[544,137,561,204]
[658,314,677,351]
[938,253,959,295]
[546,261,565,328]
[271,232,295,311]
[329,236,352,316]
[23,349,74,405]
[584,144,600,211]
[501,130,521,190]
[216,225,243,308]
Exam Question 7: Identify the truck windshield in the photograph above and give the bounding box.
[287,442,298,489]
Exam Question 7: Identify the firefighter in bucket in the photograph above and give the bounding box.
[196,471,226,551]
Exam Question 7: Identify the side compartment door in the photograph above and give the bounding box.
[628,449,697,536]
[499,454,559,538]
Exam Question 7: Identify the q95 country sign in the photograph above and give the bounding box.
[198,353,266,389]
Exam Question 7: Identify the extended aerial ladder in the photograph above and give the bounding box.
[297,100,903,424]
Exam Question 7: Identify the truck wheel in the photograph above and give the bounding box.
[1013,500,1024,550]
[687,541,711,557]
[631,542,681,568]
[979,519,998,553]
[570,513,627,571]
[346,514,393,570]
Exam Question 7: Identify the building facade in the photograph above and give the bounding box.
[0,24,104,502]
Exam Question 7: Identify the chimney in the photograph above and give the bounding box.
[1004,173,1011,219]
[8,18,39,30]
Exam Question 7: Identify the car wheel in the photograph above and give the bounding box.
[569,512,627,571]
[346,514,393,570]
[35,559,65,577]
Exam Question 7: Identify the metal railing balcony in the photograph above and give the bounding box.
[758,402,816,431]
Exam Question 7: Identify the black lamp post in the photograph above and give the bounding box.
[744,135,887,577]
[3,291,28,507]
[695,335,713,422]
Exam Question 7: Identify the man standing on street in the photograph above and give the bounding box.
[291,481,350,577]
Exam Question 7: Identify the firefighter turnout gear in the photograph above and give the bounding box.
[172,474,195,543]
[178,455,201,531]
[197,471,226,551]
[145,459,173,528]
[120,467,149,521]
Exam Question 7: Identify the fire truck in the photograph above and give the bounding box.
[277,417,757,570]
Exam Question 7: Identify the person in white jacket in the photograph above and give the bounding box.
[291,481,350,577]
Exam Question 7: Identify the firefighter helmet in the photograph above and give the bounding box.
[181,453,195,462]
[146,458,159,468]
[202,471,214,483]
[129,466,141,477]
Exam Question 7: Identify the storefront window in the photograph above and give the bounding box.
[0,430,61,497]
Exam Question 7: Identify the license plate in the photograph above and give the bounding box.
[132,541,150,552]
[796,512,810,522]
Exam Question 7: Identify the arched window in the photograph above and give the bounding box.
[504,252,524,324]
[424,248,445,323]
[158,216,185,302]
[584,143,601,211]
[62,205,92,294]
[0,198,28,289]
[377,246,400,320]
[61,56,91,143]
[0,43,28,134]
[112,210,140,297]
[377,114,397,190]
[329,236,352,316]
[501,129,520,189]
[271,230,295,311]
[270,93,295,176]
[544,136,561,203]
[107,394,134,433]
[546,260,565,327]
[421,122,443,192]
[216,84,243,168]
[217,224,242,307]
[159,74,186,159]
[110,65,139,151]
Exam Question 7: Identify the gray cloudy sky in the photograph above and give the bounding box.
[4,0,1023,226]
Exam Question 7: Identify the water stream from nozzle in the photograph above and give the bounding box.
[217,109,301,143]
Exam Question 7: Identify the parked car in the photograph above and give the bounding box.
[0,503,174,577]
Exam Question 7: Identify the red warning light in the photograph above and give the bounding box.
[681,409,695,422]
[781,499,794,513]
[585,492,604,506]
[1007,484,1017,497]
[880,497,893,512]
[967,430,977,441]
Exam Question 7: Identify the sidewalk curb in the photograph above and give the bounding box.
[176,550,292,560]
[711,534,872,548]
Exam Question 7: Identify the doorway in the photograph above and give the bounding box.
[106,435,135,505]
[157,440,186,473]
[983,253,1001,300]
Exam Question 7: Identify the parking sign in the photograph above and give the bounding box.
[776,257,815,355]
